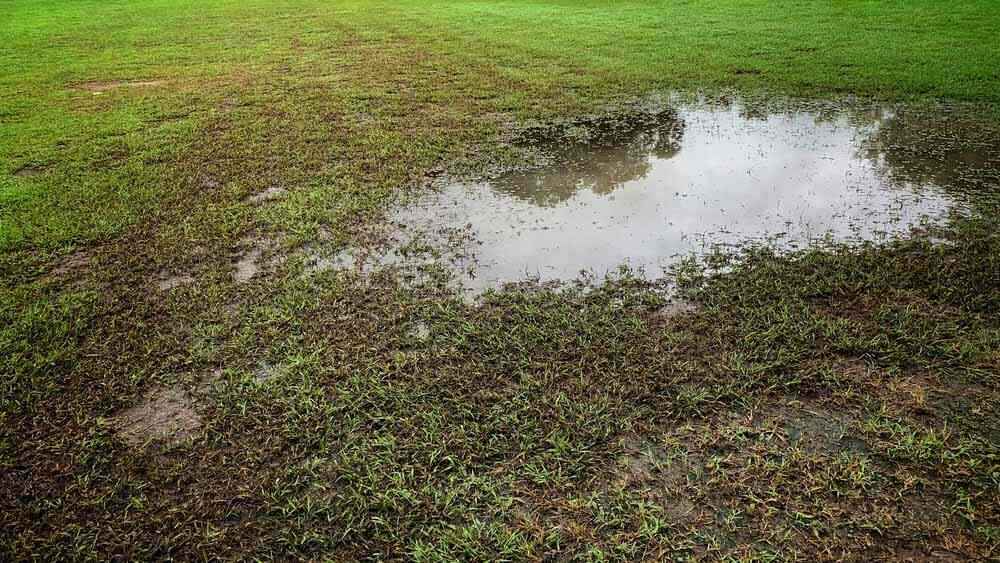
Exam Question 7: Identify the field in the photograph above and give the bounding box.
[3,0,1000,560]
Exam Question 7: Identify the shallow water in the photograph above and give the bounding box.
[353,99,995,295]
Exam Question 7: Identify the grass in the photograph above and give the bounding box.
[2,0,999,559]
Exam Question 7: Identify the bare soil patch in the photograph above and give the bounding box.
[232,238,283,283]
[233,247,262,282]
[246,185,287,203]
[652,300,699,321]
[13,164,46,177]
[156,272,195,291]
[76,80,166,93]
[42,249,92,281]
[110,386,203,446]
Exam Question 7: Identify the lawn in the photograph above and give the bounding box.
[2,0,999,560]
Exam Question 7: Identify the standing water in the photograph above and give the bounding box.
[332,99,996,294]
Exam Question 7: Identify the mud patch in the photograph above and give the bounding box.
[246,185,287,203]
[304,248,357,274]
[156,272,195,291]
[779,406,868,455]
[315,249,356,272]
[110,386,202,446]
[303,240,448,293]
[617,437,702,490]
[13,164,46,177]
[77,79,166,94]
[652,300,699,320]
[42,249,92,282]
[660,497,703,526]
[615,437,712,528]
[233,248,262,282]
[232,239,282,283]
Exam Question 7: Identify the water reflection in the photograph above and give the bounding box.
[864,109,1000,194]
[494,111,684,206]
[379,99,988,294]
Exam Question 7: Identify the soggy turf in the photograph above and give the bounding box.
[2,0,999,559]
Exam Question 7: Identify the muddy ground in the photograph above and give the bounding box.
[3,1,1000,560]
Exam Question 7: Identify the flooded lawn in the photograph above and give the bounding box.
[333,98,995,295]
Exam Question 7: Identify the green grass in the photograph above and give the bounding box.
[2,0,999,560]
[4,0,1000,252]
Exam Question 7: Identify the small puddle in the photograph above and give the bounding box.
[339,98,997,296]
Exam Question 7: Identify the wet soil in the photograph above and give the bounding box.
[110,386,202,447]
[42,250,93,282]
[232,238,283,283]
[233,248,262,282]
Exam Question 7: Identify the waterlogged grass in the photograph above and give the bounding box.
[2,0,1000,560]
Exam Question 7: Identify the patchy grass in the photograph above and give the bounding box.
[2,0,999,560]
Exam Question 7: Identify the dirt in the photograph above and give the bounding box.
[156,272,195,291]
[77,80,166,93]
[110,386,203,447]
[739,401,869,455]
[42,249,92,281]
[618,436,700,490]
[652,300,699,320]
[246,185,287,203]
[407,322,431,342]
[13,164,46,177]
[783,409,869,454]
[659,497,704,527]
[233,247,262,282]
[231,237,286,283]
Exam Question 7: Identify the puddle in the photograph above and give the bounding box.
[342,98,996,296]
